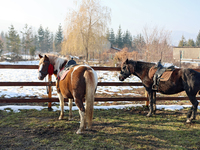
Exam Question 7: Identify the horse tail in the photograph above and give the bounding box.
[84,67,98,129]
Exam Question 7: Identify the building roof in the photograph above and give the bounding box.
[110,46,121,51]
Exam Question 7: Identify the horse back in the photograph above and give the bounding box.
[159,68,200,94]
[181,68,200,84]
[59,65,97,99]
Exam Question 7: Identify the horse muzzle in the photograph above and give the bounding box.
[38,76,44,80]
[38,72,46,80]
[119,75,125,81]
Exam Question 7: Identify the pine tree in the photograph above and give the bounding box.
[55,24,63,52]
[4,32,8,52]
[6,25,21,55]
[109,28,115,46]
[178,35,187,47]
[50,32,54,52]
[38,25,45,52]
[21,24,33,58]
[29,46,36,59]
[44,28,51,53]
[0,38,3,55]
[123,30,132,49]
[187,39,195,47]
[1,31,5,41]
[116,25,123,49]
[32,34,39,51]
[0,32,4,55]
[196,30,200,47]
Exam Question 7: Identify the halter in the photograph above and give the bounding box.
[120,64,131,79]
[38,60,54,76]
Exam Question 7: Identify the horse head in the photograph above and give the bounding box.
[38,54,53,80]
[119,59,134,81]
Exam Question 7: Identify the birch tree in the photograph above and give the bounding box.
[62,0,111,62]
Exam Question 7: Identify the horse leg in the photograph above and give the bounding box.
[186,96,199,123]
[74,98,85,134]
[153,91,157,114]
[186,107,193,121]
[57,92,64,120]
[68,98,73,120]
[147,91,154,117]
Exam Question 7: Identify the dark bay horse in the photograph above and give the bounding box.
[38,54,98,134]
[119,59,200,123]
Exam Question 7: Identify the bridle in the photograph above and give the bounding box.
[38,60,54,77]
[120,60,137,79]
[120,64,131,79]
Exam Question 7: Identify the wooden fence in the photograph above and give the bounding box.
[0,64,200,109]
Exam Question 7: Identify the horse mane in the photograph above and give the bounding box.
[128,60,155,71]
[45,54,68,73]
[45,54,67,65]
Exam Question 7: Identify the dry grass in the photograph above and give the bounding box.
[1,107,200,149]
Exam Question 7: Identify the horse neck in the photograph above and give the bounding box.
[49,56,67,75]
[133,61,154,79]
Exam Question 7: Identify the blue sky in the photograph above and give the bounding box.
[0,0,200,46]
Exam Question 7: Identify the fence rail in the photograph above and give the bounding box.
[0,64,198,106]
[0,82,143,86]
[1,97,200,104]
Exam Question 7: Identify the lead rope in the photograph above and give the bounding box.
[45,76,53,94]
[45,76,49,94]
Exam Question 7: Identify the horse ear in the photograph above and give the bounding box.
[39,54,43,59]
[44,55,49,60]
[126,59,129,64]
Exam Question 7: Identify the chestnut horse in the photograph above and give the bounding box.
[38,54,98,134]
[119,59,200,123]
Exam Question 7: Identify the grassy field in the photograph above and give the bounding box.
[0,106,200,150]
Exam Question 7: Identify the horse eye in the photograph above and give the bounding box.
[123,66,126,70]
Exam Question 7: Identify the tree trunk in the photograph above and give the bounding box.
[86,47,88,62]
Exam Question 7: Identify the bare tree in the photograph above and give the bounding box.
[143,25,172,62]
[62,0,111,62]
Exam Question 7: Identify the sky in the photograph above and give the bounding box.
[0,0,200,46]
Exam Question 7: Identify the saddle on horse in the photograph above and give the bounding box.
[56,58,77,92]
[149,60,175,91]
[57,58,77,80]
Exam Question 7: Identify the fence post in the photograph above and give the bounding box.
[145,90,149,107]
[48,74,52,111]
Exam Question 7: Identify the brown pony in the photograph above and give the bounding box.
[38,54,98,134]
[119,59,200,123]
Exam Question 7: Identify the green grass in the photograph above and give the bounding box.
[0,107,200,149]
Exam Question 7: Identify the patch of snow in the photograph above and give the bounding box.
[1,104,200,113]
[0,60,199,113]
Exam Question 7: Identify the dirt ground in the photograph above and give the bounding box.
[1,107,200,150]
[0,87,199,149]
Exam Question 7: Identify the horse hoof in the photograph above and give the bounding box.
[146,113,152,117]
[68,117,73,121]
[86,126,92,130]
[186,118,191,123]
[76,129,83,134]
[58,116,63,120]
